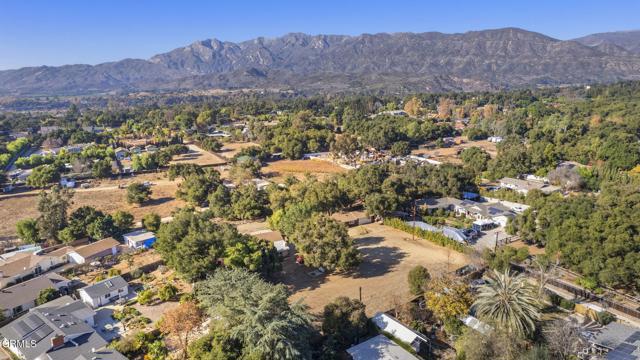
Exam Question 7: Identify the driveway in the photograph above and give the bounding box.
[469,227,512,251]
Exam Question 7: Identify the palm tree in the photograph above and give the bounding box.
[473,269,541,336]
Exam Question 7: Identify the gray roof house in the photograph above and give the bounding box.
[347,334,420,360]
[78,275,129,308]
[0,273,70,319]
[0,296,127,360]
[592,322,640,360]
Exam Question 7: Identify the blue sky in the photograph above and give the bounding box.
[1,0,639,70]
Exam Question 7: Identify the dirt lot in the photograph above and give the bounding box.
[262,159,347,182]
[218,141,260,159]
[411,136,498,164]
[170,143,227,166]
[284,223,472,316]
[0,172,185,244]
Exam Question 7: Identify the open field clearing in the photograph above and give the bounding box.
[411,136,498,164]
[170,143,227,166]
[218,141,260,159]
[262,159,347,181]
[0,172,184,244]
[285,223,472,316]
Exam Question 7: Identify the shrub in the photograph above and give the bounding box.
[407,265,431,296]
[108,268,121,277]
[596,311,616,325]
[129,268,143,279]
[559,298,576,311]
[158,283,178,302]
[137,289,155,305]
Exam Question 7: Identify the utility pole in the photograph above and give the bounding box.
[494,231,500,252]
[359,287,362,302]
[412,200,417,242]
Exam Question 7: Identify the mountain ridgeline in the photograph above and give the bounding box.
[2,27,640,96]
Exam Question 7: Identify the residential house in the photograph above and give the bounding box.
[0,273,70,319]
[78,275,129,308]
[331,210,376,227]
[38,126,61,135]
[347,334,420,360]
[371,312,430,356]
[66,238,120,265]
[591,322,640,359]
[498,177,561,195]
[114,147,129,161]
[0,295,127,360]
[0,252,64,289]
[123,230,156,249]
[59,177,76,188]
[145,144,158,152]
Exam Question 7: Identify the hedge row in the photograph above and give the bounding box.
[383,217,466,253]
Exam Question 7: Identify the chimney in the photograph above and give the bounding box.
[50,335,65,349]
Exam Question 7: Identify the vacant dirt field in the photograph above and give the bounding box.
[262,159,347,182]
[170,143,227,166]
[284,223,472,316]
[0,172,184,244]
[218,141,261,159]
[411,136,498,164]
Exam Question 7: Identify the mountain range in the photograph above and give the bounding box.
[2,27,640,96]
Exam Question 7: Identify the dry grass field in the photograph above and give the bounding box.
[284,223,472,316]
[411,136,498,164]
[170,143,227,166]
[0,172,185,244]
[262,159,347,181]
[218,141,261,159]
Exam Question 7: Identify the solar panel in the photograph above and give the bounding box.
[606,349,636,360]
[625,331,640,343]
[34,324,52,339]
[23,314,44,329]
[14,321,32,337]
[614,343,638,355]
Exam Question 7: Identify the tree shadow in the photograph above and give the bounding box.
[144,197,173,206]
[350,245,406,279]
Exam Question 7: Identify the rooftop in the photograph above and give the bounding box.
[0,295,125,360]
[79,275,128,299]
[72,238,120,259]
[0,252,56,278]
[347,334,420,360]
[593,322,640,360]
[123,229,155,243]
[0,273,68,310]
[499,177,561,193]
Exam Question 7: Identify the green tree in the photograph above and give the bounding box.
[87,215,115,240]
[35,287,59,305]
[158,283,178,302]
[126,182,151,205]
[389,141,411,156]
[142,213,161,232]
[473,269,540,337]
[230,184,269,220]
[92,159,113,178]
[16,218,40,243]
[176,169,221,206]
[27,164,60,188]
[289,214,360,271]
[407,265,431,296]
[195,268,313,359]
[460,147,491,175]
[36,186,73,241]
[322,297,369,350]
[112,211,135,232]
[155,209,278,282]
